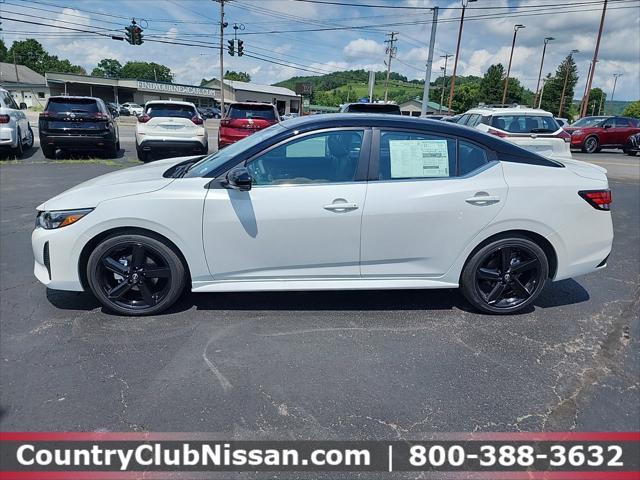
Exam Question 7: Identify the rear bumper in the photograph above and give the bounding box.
[0,126,18,148]
[219,131,251,147]
[138,139,207,153]
[40,133,116,149]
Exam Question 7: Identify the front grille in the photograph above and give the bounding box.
[43,241,51,280]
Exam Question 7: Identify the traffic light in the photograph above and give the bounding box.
[237,40,244,57]
[227,39,235,56]
[132,25,143,45]
[125,24,134,45]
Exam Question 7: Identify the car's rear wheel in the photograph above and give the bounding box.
[12,128,24,157]
[104,140,119,158]
[136,144,148,162]
[41,143,56,159]
[624,149,637,156]
[87,233,186,316]
[24,125,34,150]
[582,136,599,153]
[460,236,548,314]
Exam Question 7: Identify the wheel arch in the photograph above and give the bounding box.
[459,229,558,282]
[78,226,192,291]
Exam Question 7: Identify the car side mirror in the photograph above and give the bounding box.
[19,102,27,110]
[226,167,252,191]
[603,124,612,129]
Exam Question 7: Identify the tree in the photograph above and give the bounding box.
[91,59,122,78]
[450,83,481,113]
[6,38,84,75]
[224,70,251,82]
[120,61,173,82]
[479,64,505,104]
[584,88,606,116]
[622,100,640,118]
[0,40,7,63]
[539,54,578,114]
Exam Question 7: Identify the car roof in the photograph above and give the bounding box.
[145,100,196,107]
[464,105,554,116]
[48,96,100,101]
[230,102,276,107]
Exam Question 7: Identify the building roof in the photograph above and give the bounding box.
[224,80,297,97]
[0,62,46,85]
[399,98,445,111]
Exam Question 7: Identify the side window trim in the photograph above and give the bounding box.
[237,127,372,186]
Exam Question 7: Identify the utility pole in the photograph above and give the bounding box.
[439,54,452,113]
[447,0,476,113]
[383,32,398,103]
[607,72,622,114]
[597,92,604,115]
[533,36,554,107]
[558,49,579,118]
[580,0,608,118]
[580,61,593,115]
[502,24,525,105]
[538,77,548,109]
[217,0,227,116]
[13,52,19,83]
[420,7,439,117]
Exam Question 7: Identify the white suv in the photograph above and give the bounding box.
[135,100,208,162]
[121,102,143,116]
[0,87,34,157]
[458,105,572,160]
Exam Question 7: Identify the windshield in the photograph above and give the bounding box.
[570,117,609,127]
[491,115,559,133]
[185,123,286,178]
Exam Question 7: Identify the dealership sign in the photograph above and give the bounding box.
[137,81,216,98]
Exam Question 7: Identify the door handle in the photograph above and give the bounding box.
[324,202,359,212]
[465,195,500,206]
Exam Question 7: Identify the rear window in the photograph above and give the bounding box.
[46,98,99,113]
[491,115,559,133]
[343,103,401,114]
[146,104,196,119]
[228,104,277,120]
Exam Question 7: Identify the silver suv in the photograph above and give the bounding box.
[0,87,34,157]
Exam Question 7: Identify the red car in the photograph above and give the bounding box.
[564,116,640,153]
[218,102,280,148]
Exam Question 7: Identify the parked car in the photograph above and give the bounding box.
[197,106,221,119]
[135,100,208,162]
[121,102,143,116]
[340,102,401,114]
[623,132,640,156]
[459,105,571,160]
[106,102,120,117]
[0,87,34,157]
[218,102,280,148]
[555,117,569,127]
[563,116,640,153]
[442,114,462,123]
[32,114,613,316]
[38,96,119,159]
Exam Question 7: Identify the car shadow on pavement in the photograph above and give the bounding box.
[46,279,590,316]
[0,146,39,161]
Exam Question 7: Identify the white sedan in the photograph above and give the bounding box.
[32,115,613,316]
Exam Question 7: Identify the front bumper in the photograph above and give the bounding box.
[32,225,85,291]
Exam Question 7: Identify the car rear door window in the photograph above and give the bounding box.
[378,131,457,180]
[246,130,364,185]
[146,104,196,119]
[613,118,631,127]
[228,105,277,120]
[459,141,489,176]
[491,115,558,133]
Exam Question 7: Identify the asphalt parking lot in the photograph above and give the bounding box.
[1,133,638,447]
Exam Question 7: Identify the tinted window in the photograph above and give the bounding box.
[1,91,15,108]
[569,117,609,127]
[491,115,558,133]
[343,103,401,114]
[613,118,631,127]
[47,98,99,114]
[457,114,470,125]
[459,141,489,176]
[228,104,277,120]
[146,103,196,119]
[467,114,482,127]
[378,131,456,180]
[247,130,363,185]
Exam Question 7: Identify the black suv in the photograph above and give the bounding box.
[38,96,120,159]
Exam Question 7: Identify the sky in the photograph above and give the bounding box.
[1,0,639,100]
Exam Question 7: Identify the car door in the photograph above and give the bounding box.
[360,129,508,277]
[613,117,633,145]
[202,128,370,281]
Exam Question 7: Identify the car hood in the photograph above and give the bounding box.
[37,156,198,211]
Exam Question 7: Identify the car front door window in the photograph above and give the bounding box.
[246,130,364,185]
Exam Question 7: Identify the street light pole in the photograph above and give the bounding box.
[558,49,579,118]
[501,24,525,105]
[533,36,554,107]
[607,73,622,114]
[580,0,608,117]
[447,0,477,113]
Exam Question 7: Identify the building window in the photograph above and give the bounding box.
[38,92,46,99]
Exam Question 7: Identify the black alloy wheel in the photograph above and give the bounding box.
[87,233,185,315]
[461,236,548,314]
[582,136,599,154]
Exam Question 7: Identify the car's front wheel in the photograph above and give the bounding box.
[87,233,186,316]
[582,136,599,153]
[460,236,549,314]
[623,149,637,156]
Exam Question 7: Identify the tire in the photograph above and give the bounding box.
[624,150,637,156]
[582,136,599,154]
[87,233,186,316]
[104,140,118,158]
[136,144,148,162]
[12,128,24,157]
[41,143,56,159]
[460,235,549,314]
[24,125,35,150]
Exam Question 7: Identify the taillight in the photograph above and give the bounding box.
[579,190,612,211]
[91,112,109,120]
[557,130,571,143]
[488,128,508,138]
[191,116,204,125]
[0,114,10,124]
[39,111,53,119]
[138,114,151,123]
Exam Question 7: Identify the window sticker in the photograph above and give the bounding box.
[286,136,326,158]
[389,139,450,178]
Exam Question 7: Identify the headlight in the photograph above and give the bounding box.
[572,129,583,135]
[36,208,93,229]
